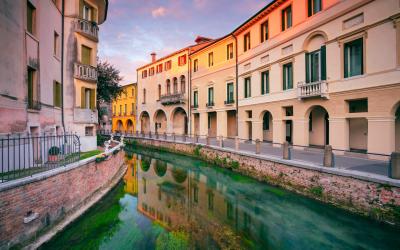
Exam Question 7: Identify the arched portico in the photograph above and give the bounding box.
[307,106,329,147]
[116,120,123,132]
[154,109,167,134]
[126,119,134,133]
[171,107,188,135]
[261,111,273,142]
[140,111,150,133]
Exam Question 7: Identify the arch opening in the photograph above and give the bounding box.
[261,111,273,142]
[140,111,150,133]
[154,109,167,134]
[172,107,188,135]
[308,106,329,147]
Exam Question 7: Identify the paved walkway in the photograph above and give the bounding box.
[119,134,390,177]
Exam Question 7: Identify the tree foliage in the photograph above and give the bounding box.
[97,60,123,104]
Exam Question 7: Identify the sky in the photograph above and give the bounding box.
[98,0,272,85]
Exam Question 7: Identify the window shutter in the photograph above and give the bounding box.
[321,45,327,81]
[308,0,312,16]
[79,0,84,18]
[90,89,96,109]
[344,45,349,78]
[81,87,85,108]
[92,7,97,23]
[305,53,310,83]
[283,66,287,90]
[53,81,56,106]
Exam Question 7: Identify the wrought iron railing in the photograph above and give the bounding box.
[74,63,98,82]
[206,101,215,107]
[0,133,80,183]
[160,92,185,105]
[27,99,41,110]
[74,18,99,41]
[297,80,328,99]
[224,99,235,105]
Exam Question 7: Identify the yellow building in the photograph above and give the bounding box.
[112,83,137,133]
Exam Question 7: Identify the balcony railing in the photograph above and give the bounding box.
[224,99,235,105]
[27,99,41,111]
[297,80,329,100]
[74,63,97,82]
[74,108,98,124]
[74,19,99,41]
[160,92,185,105]
[191,104,199,109]
[206,102,215,108]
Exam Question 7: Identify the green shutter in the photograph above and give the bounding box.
[289,64,293,89]
[308,0,312,16]
[79,0,84,18]
[344,44,349,78]
[53,81,57,106]
[321,45,327,80]
[266,72,269,93]
[261,73,265,94]
[305,53,310,83]
[81,87,85,108]
[82,46,91,65]
[283,66,287,90]
[90,89,96,109]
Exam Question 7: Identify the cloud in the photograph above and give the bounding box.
[151,7,167,18]
[193,0,208,9]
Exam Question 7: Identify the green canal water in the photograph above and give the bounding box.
[40,147,400,250]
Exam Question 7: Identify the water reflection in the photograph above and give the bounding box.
[126,148,400,250]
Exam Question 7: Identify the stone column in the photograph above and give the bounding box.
[238,120,248,140]
[293,118,308,147]
[217,111,228,138]
[199,112,208,138]
[367,117,395,155]
[272,120,285,145]
[252,121,263,142]
[329,117,349,152]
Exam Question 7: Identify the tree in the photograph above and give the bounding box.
[96,60,123,123]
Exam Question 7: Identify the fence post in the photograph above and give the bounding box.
[283,142,291,160]
[235,136,240,151]
[323,145,334,167]
[389,152,400,179]
[206,136,210,146]
[255,139,261,154]
[219,136,224,148]
[149,131,152,138]
[172,133,176,142]
[155,132,159,139]
[164,132,167,140]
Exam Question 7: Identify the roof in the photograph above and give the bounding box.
[190,34,233,56]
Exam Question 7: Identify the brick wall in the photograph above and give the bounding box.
[132,138,400,226]
[0,150,125,249]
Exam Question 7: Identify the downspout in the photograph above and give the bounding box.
[61,0,66,133]
[188,48,192,136]
[234,34,239,137]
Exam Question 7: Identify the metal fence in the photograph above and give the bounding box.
[0,133,80,183]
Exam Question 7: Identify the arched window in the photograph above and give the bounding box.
[143,89,146,104]
[166,79,171,95]
[180,75,185,93]
[173,77,178,94]
[158,84,161,99]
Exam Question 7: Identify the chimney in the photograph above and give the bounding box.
[151,52,156,63]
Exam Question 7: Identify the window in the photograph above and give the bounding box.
[244,77,251,98]
[27,1,36,35]
[156,64,163,73]
[208,87,214,106]
[81,45,92,65]
[113,105,116,115]
[306,46,326,83]
[178,55,187,66]
[158,84,161,99]
[246,110,252,118]
[131,103,134,114]
[261,20,269,43]
[193,91,198,108]
[344,38,363,78]
[119,104,122,114]
[193,186,199,203]
[180,76,185,93]
[227,43,234,60]
[81,87,95,109]
[124,104,127,115]
[81,1,96,22]
[285,106,293,116]
[261,70,269,95]
[54,32,60,57]
[166,80,171,94]
[283,62,293,90]
[149,67,155,76]
[27,67,39,110]
[193,59,199,72]
[165,60,172,70]
[308,0,322,17]
[208,52,214,67]
[348,99,368,113]
[143,178,146,194]
[85,126,94,136]
[53,81,61,108]
[142,70,147,78]
[173,78,178,93]
[263,113,270,130]
[143,89,146,104]
[282,5,292,31]
[226,83,234,104]
[244,33,251,52]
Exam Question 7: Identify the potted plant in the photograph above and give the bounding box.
[48,146,60,162]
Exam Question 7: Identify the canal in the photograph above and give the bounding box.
[41,147,400,249]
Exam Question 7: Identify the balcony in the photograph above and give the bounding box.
[74,108,98,124]
[27,99,41,111]
[224,99,235,105]
[191,104,199,109]
[74,63,97,82]
[206,102,215,108]
[74,19,99,41]
[297,80,329,100]
[160,93,185,105]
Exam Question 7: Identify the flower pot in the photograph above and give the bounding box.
[48,155,58,162]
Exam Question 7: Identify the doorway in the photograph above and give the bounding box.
[285,120,292,144]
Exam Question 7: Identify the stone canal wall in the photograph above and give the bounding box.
[130,137,400,226]
[0,146,126,249]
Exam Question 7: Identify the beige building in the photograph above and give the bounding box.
[190,35,237,138]
[137,37,212,135]
[0,0,108,151]
[234,0,400,155]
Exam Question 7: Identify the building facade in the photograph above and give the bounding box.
[0,0,108,151]
[112,83,137,133]
[136,37,213,136]
[190,35,237,138]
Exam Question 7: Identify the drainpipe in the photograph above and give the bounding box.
[61,0,66,133]
[234,34,239,137]
[188,48,192,136]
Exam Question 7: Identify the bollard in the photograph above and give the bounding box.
[195,134,199,143]
[136,131,139,137]
[156,132,159,139]
[323,145,334,167]
[172,133,176,141]
[283,141,291,160]
[206,136,210,146]
[149,131,152,138]
[164,132,167,140]
[389,152,400,179]
[183,134,186,142]
[255,139,261,154]
[219,136,224,148]
[235,137,240,151]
